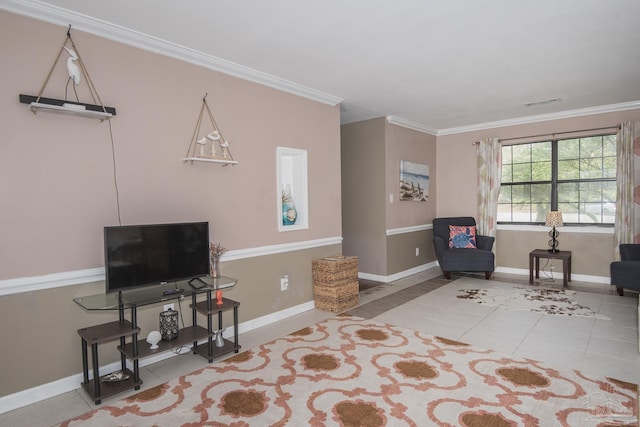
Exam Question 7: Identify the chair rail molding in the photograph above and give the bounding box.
[387,224,432,236]
[0,236,342,296]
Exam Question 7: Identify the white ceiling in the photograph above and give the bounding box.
[5,0,640,134]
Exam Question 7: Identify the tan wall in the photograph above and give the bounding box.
[0,11,341,280]
[0,11,341,398]
[436,108,640,276]
[385,122,437,229]
[436,109,640,218]
[496,229,613,277]
[387,230,435,274]
[385,123,437,274]
[341,119,437,276]
[340,118,387,275]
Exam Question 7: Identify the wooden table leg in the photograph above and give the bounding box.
[529,253,534,284]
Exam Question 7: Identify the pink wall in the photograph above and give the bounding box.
[0,11,341,280]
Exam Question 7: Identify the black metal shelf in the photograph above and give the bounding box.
[80,369,142,404]
[118,326,212,359]
[75,279,240,405]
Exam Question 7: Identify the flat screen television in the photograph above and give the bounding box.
[104,222,209,293]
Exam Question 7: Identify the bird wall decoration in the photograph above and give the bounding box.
[63,47,81,85]
[18,25,117,120]
[183,94,237,164]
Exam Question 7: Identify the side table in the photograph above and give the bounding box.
[529,249,572,287]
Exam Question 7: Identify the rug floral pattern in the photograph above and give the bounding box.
[60,316,637,426]
[457,287,611,319]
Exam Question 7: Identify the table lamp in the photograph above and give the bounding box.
[545,211,563,253]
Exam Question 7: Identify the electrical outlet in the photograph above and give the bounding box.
[280,275,289,291]
[163,303,174,312]
[415,247,420,256]
[389,193,394,203]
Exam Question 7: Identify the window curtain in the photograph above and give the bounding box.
[476,137,501,237]
[614,121,640,259]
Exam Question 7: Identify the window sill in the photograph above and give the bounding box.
[497,224,613,234]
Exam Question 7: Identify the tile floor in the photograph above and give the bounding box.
[1,267,638,427]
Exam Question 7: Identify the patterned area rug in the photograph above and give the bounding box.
[457,286,611,319]
[59,316,637,426]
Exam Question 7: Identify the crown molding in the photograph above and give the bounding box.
[1,0,343,107]
[3,1,637,135]
[386,116,438,135]
[437,100,640,136]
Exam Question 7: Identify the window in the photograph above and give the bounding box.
[498,134,616,225]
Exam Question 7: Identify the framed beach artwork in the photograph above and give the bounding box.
[400,160,429,201]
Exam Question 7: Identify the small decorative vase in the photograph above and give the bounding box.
[216,289,223,305]
[211,255,220,278]
[215,328,226,348]
[282,184,297,226]
[282,201,297,225]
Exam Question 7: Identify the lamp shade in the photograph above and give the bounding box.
[545,211,564,227]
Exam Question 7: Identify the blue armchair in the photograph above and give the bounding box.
[611,244,640,296]
[432,217,495,279]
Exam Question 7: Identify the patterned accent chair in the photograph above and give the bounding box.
[432,217,495,279]
[610,244,640,296]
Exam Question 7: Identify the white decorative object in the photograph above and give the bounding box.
[220,139,231,159]
[146,330,162,349]
[183,94,237,165]
[206,131,221,141]
[63,47,81,86]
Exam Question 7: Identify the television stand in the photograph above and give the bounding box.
[73,276,239,404]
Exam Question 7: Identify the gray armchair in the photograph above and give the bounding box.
[611,244,640,296]
[433,217,495,279]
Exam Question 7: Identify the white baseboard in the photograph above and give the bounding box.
[358,263,610,286]
[494,266,611,284]
[358,261,438,283]
[235,301,316,335]
[0,299,315,415]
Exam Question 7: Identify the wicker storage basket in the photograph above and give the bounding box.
[312,256,359,312]
[312,256,358,283]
